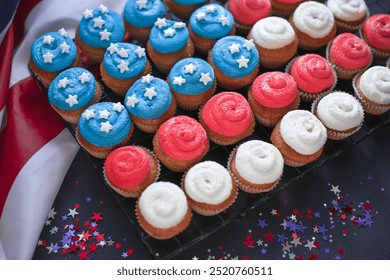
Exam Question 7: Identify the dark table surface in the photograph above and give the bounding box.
[33,0,390,260]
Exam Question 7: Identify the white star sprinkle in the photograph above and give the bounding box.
[78,72,91,84]
[205,5,217,13]
[164,28,176,37]
[65,94,79,107]
[228,43,241,54]
[144,87,157,100]
[282,242,292,252]
[141,74,154,84]
[236,55,249,68]
[99,4,109,14]
[47,208,57,219]
[93,16,105,29]
[43,35,55,45]
[99,29,111,41]
[290,237,302,247]
[173,76,186,86]
[195,12,206,20]
[43,52,54,63]
[184,63,197,74]
[154,18,167,29]
[107,43,119,54]
[117,48,129,58]
[243,39,255,51]
[58,28,68,37]
[82,109,95,120]
[174,22,186,29]
[100,121,113,133]
[304,240,316,251]
[82,9,93,19]
[99,109,110,119]
[117,60,129,73]
[59,42,70,53]
[199,72,212,85]
[58,77,70,88]
[135,46,146,58]
[126,94,139,108]
[218,15,230,26]
[112,102,125,112]
[330,185,341,195]
[136,0,147,9]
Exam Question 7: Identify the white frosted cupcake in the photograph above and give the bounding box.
[183,161,238,216]
[248,16,298,69]
[326,0,368,32]
[271,110,327,167]
[136,182,192,239]
[290,1,336,50]
[228,140,284,193]
[312,91,364,140]
[353,66,390,115]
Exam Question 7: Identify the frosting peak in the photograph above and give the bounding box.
[327,0,367,22]
[229,0,271,25]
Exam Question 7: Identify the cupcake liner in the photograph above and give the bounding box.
[335,8,370,33]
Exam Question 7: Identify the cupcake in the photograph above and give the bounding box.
[287,54,336,102]
[182,161,238,215]
[75,5,125,63]
[136,181,192,239]
[248,72,300,127]
[188,4,235,55]
[124,75,176,133]
[104,146,160,198]
[147,18,194,74]
[228,140,284,193]
[326,0,368,33]
[29,28,80,86]
[270,109,327,167]
[167,58,216,110]
[290,1,336,51]
[48,67,101,124]
[312,91,364,140]
[227,0,271,35]
[123,0,166,43]
[361,14,390,59]
[153,116,209,172]
[199,91,255,146]
[165,0,210,20]
[76,102,133,158]
[353,66,390,115]
[271,0,305,18]
[248,16,298,69]
[208,35,259,90]
[100,42,151,96]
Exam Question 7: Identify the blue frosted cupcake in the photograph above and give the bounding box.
[124,75,177,133]
[123,0,166,43]
[75,4,125,63]
[208,35,259,89]
[146,18,194,74]
[48,67,102,124]
[168,58,216,110]
[76,102,133,158]
[100,42,151,96]
[165,0,210,20]
[29,28,80,85]
[188,4,235,55]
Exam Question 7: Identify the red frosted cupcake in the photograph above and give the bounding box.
[327,33,372,80]
[361,14,390,59]
[199,91,255,146]
[248,72,300,127]
[287,54,336,102]
[153,116,210,172]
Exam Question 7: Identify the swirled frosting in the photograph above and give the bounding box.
[251,72,298,108]
[175,0,207,4]
[211,36,259,78]
[202,91,253,137]
[316,91,364,130]
[363,14,390,50]
[359,66,390,105]
[185,161,232,204]
[290,54,335,94]
[123,0,166,28]
[103,42,147,79]
[105,146,151,189]
[168,58,215,95]
[229,0,271,25]
[30,30,77,72]
[138,182,188,229]
[292,1,335,39]
[276,0,303,3]
[78,6,124,48]
[149,19,189,53]
[250,17,295,49]
[78,102,131,147]
[157,116,208,161]
[235,140,284,184]
[125,75,172,120]
[280,110,327,155]
[326,0,366,22]
[330,33,371,71]
[48,67,96,110]
[189,4,234,39]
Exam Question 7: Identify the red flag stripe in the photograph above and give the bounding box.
[0,24,14,111]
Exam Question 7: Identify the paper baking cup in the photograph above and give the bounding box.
[335,8,370,33]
